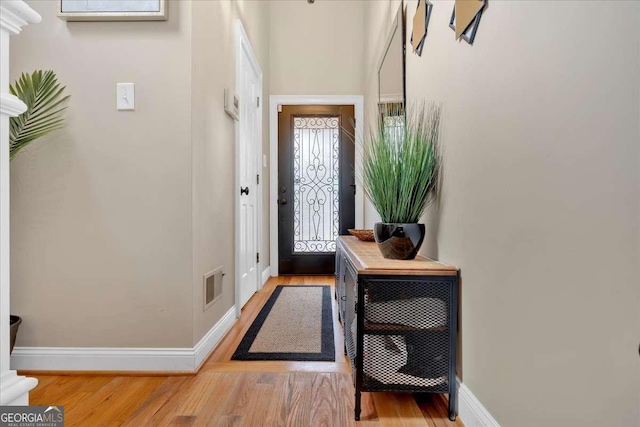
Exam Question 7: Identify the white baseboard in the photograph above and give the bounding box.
[193,307,236,370]
[10,346,195,372]
[261,266,271,286]
[458,380,501,427]
[11,307,236,373]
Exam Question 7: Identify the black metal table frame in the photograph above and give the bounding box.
[341,269,459,421]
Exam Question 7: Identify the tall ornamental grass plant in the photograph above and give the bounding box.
[362,103,442,224]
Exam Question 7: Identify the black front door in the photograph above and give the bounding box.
[278,105,356,275]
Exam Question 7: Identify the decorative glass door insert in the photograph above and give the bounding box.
[293,116,340,253]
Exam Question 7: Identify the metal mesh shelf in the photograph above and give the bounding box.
[335,236,459,422]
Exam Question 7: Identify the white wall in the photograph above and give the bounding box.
[270,0,364,96]
[364,1,640,426]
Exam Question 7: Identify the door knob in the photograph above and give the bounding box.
[277,198,287,205]
[240,187,249,196]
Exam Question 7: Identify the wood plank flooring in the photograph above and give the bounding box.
[26,276,463,426]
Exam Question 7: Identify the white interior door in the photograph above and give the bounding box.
[236,23,262,311]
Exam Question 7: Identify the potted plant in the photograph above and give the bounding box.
[8,70,69,353]
[361,102,441,260]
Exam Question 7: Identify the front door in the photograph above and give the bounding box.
[278,105,355,275]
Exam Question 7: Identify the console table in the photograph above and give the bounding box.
[335,236,459,421]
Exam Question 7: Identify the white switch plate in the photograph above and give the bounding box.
[117,83,135,111]
[263,154,267,168]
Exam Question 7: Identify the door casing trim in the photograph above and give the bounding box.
[235,20,263,318]
[269,95,364,277]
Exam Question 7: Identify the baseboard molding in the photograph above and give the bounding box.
[10,347,195,372]
[457,380,501,427]
[11,307,236,374]
[16,370,195,377]
[193,307,236,370]
[261,266,271,286]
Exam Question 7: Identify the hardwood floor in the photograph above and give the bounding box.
[27,276,463,426]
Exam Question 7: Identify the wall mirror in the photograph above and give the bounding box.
[378,3,406,127]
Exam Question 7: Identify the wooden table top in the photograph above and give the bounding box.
[337,235,458,276]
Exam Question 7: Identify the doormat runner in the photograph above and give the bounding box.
[231,285,335,361]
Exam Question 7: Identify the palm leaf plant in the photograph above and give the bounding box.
[361,102,442,259]
[7,70,68,355]
[9,70,70,160]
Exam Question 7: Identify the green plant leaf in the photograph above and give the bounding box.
[360,102,442,223]
[9,70,70,160]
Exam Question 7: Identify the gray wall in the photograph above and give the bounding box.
[10,0,272,349]
[363,1,640,426]
[191,0,271,346]
[270,0,364,95]
[10,0,194,348]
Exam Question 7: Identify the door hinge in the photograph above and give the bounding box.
[257,252,260,263]
[257,97,260,108]
[278,104,282,113]
[257,174,260,185]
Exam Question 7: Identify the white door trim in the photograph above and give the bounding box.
[269,95,364,277]
[235,20,263,317]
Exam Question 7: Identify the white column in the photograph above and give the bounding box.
[0,0,41,406]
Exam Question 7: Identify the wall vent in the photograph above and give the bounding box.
[204,267,224,311]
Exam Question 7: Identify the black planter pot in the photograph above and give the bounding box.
[10,315,21,355]
[374,223,426,260]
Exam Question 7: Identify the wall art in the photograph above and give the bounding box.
[449,0,485,45]
[410,0,433,56]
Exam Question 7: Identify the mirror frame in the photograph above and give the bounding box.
[377,1,406,109]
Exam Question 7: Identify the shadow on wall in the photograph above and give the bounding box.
[419,171,464,379]
[422,196,441,261]
[417,149,463,379]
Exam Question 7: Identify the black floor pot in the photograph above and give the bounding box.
[10,315,21,355]
[374,223,426,260]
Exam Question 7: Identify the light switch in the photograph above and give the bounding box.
[263,154,268,168]
[117,83,135,111]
